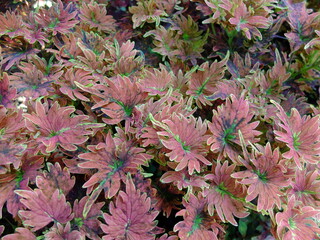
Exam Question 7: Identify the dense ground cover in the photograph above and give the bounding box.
[0,0,319,239]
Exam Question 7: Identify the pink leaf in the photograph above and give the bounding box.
[15,188,73,231]
[36,162,75,196]
[101,174,162,240]
[44,222,82,240]
[2,227,36,240]
[73,196,104,240]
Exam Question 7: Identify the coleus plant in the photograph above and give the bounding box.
[0,0,319,239]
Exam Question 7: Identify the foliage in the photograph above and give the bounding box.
[0,0,319,239]
[101,174,162,240]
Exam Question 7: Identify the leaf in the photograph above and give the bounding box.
[1,47,40,71]
[23,100,104,154]
[275,196,320,240]
[0,141,26,169]
[36,162,75,196]
[129,1,168,29]
[271,100,320,168]
[238,219,247,237]
[34,0,79,35]
[73,196,104,240]
[79,131,151,217]
[0,107,25,141]
[207,94,261,162]
[141,64,173,96]
[95,75,147,132]
[305,30,320,49]
[173,193,221,239]
[284,1,320,52]
[101,174,161,240]
[58,68,93,101]
[79,1,116,32]
[2,227,36,240]
[15,188,73,231]
[44,222,82,240]
[0,11,24,38]
[203,161,249,226]
[0,72,17,108]
[157,114,211,175]
[186,52,229,107]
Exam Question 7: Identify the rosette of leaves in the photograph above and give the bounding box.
[82,75,148,133]
[170,15,209,64]
[149,112,211,174]
[186,52,229,107]
[272,100,320,169]
[232,142,290,212]
[203,161,249,226]
[207,94,261,162]
[275,196,320,240]
[78,131,151,218]
[284,0,320,52]
[145,14,209,64]
[174,193,222,239]
[34,0,79,35]
[202,0,273,40]
[79,1,116,33]
[129,0,169,29]
[0,11,25,38]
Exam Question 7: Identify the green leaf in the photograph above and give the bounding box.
[238,219,247,237]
